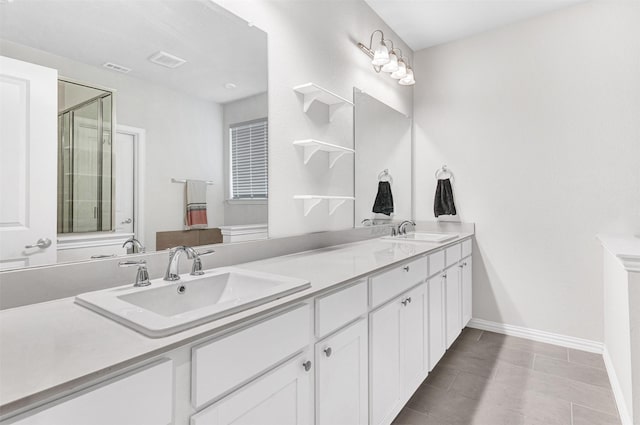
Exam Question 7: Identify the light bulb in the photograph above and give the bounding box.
[399,69,415,86]
[371,40,390,66]
[381,51,399,73]
[390,60,407,79]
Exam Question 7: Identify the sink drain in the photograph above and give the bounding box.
[177,284,186,294]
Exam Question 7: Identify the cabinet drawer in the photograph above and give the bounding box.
[316,280,367,338]
[428,250,445,277]
[370,257,427,307]
[14,360,173,425]
[192,304,311,409]
[462,239,472,258]
[445,244,461,267]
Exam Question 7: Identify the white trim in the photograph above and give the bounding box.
[603,346,634,425]
[468,318,604,354]
[225,199,267,205]
[116,125,146,249]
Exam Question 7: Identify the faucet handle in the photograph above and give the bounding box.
[189,249,215,276]
[119,260,151,287]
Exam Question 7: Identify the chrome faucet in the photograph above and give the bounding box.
[164,246,216,281]
[119,260,150,287]
[164,246,192,281]
[398,220,416,235]
[123,237,145,254]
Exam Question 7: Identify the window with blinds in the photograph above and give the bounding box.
[230,119,268,199]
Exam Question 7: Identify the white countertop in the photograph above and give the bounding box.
[0,233,472,417]
[597,234,640,272]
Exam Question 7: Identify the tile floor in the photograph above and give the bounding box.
[393,328,621,425]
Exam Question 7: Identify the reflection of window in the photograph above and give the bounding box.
[230,119,268,199]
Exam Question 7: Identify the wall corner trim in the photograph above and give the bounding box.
[603,346,634,425]
[467,318,604,353]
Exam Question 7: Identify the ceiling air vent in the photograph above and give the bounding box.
[148,51,187,69]
[103,62,131,74]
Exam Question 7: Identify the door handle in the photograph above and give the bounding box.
[25,238,52,249]
[121,218,132,224]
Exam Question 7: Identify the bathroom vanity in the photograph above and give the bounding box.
[0,234,473,425]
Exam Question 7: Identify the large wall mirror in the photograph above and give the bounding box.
[354,88,412,226]
[0,0,268,270]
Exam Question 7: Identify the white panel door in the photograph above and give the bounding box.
[428,275,445,370]
[316,318,368,425]
[461,257,473,327]
[0,56,57,270]
[370,299,402,425]
[400,283,428,398]
[191,351,313,425]
[114,130,135,234]
[445,265,462,348]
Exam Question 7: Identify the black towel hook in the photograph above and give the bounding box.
[378,169,393,184]
[435,165,454,180]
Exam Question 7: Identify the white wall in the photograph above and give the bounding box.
[222,92,269,225]
[354,90,412,224]
[214,0,414,238]
[0,40,225,251]
[413,1,640,341]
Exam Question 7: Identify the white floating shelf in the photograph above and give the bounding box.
[293,83,354,122]
[293,195,355,216]
[293,139,355,168]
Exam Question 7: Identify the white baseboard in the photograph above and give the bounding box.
[467,318,604,354]
[603,346,633,425]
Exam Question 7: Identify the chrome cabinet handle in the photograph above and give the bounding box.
[401,298,411,306]
[442,273,448,279]
[324,347,332,357]
[403,266,410,272]
[24,238,52,249]
[121,218,132,224]
[302,360,312,372]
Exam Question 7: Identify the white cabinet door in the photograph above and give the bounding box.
[370,298,402,425]
[428,275,446,370]
[445,265,462,348]
[191,351,313,425]
[461,257,473,327]
[400,283,428,398]
[13,360,173,425]
[0,56,57,270]
[316,319,368,425]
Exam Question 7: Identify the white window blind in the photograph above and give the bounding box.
[230,119,268,199]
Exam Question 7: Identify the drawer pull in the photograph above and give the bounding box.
[303,360,312,372]
[403,266,410,272]
[442,273,447,279]
[324,347,332,357]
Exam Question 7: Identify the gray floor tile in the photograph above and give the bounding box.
[568,349,606,370]
[478,331,568,360]
[395,330,621,425]
[422,365,458,391]
[494,362,619,417]
[534,354,611,388]
[572,404,621,425]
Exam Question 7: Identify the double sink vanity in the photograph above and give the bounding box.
[0,230,473,425]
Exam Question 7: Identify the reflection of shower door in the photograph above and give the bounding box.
[114,130,135,235]
[58,94,113,233]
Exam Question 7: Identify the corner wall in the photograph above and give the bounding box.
[412,1,640,341]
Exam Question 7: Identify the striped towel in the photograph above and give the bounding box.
[185,180,208,229]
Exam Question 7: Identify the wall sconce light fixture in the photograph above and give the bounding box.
[357,30,415,86]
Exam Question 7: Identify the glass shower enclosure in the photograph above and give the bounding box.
[57,80,114,234]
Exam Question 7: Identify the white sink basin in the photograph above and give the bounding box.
[381,232,458,243]
[75,267,310,337]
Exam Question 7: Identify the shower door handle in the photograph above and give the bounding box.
[121,218,132,224]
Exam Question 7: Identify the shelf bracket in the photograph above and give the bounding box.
[328,103,345,122]
[328,198,347,216]
[302,145,323,165]
[302,92,320,113]
[302,198,323,216]
[328,151,348,169]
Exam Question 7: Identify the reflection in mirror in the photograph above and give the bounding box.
[0,0,267,271]
[57,80,114,234]
[354,88,412,226]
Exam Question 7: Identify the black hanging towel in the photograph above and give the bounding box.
[372,181,394,216]
[434,178,457,217]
